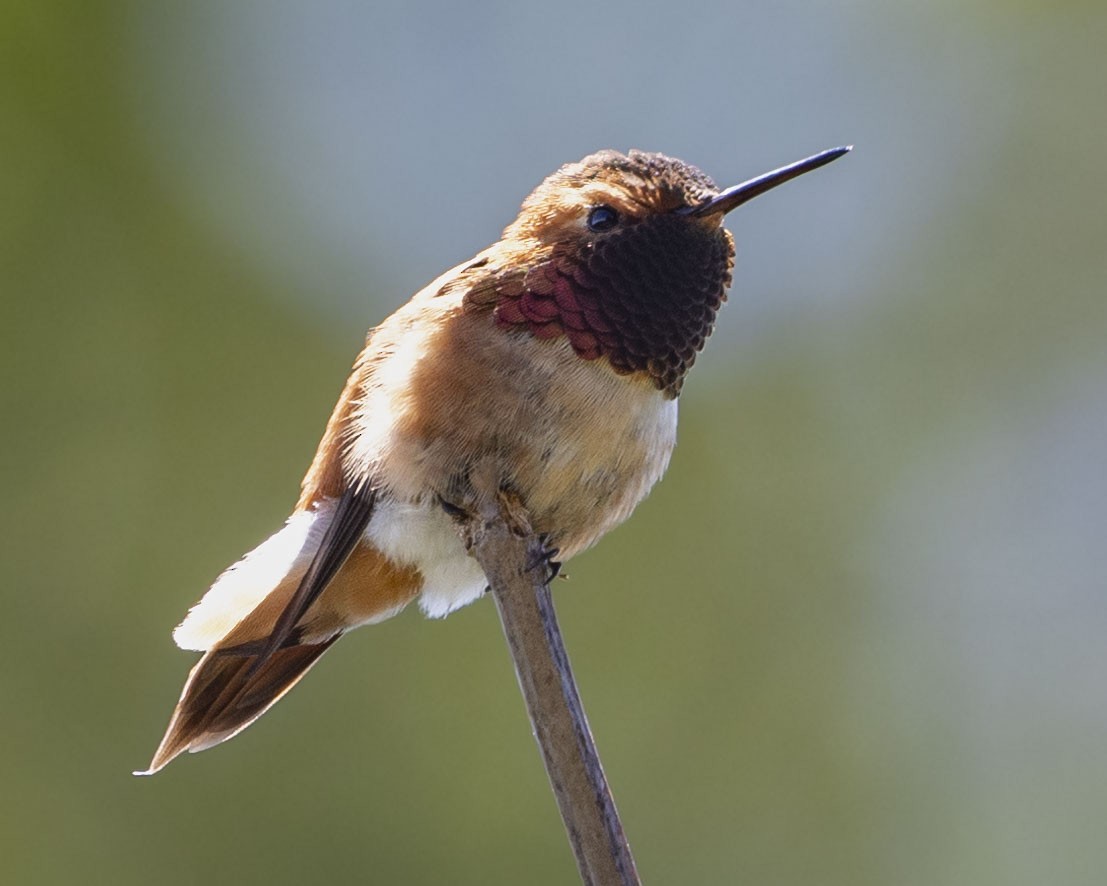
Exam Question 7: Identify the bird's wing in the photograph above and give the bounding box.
[247,483,376,676]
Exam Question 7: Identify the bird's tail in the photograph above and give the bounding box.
[137,497,420,775]
[135,634,337,775]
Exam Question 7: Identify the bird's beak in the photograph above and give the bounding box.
[680,146,851,218]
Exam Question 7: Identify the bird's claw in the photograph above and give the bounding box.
[438,494,470,522]
[527,533,563,583]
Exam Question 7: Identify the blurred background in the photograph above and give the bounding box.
[3,1,1105,883]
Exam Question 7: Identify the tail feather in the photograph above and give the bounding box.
[139,502,424,775]
[136,636,337,775]
[173,506,329,653]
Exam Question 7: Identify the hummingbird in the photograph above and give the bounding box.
[138,145,850,774]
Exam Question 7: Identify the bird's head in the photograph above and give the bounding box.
[479,147,849,396]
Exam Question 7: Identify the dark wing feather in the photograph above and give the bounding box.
[247,484,376,676]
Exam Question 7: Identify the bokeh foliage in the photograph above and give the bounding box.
[3,2,1106,884]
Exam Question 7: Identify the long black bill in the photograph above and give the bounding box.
[682,145,851,218]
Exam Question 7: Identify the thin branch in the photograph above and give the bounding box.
[467,499,641,886]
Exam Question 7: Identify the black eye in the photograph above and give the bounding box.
[587,205,619,233]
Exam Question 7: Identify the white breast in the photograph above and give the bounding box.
[364,497,488,618]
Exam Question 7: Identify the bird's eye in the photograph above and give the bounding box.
[587,205,619,233]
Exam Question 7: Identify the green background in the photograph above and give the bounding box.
[3,2,1106,883]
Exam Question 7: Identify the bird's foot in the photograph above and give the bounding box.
[526,533,563,584]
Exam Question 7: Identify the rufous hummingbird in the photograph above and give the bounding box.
[138,145,850,774]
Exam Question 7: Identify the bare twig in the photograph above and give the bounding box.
[466,498,641,886]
